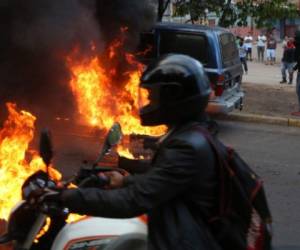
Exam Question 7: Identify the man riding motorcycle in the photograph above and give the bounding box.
[41,54,221,250]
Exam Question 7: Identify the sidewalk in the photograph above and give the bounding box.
[227,43,300,125]
[243,42,286,86]
[241,82,298,119]
[243,61,284,86]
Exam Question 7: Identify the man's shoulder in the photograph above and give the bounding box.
[169,125,212,152]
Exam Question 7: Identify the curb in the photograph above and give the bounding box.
[216,113,300,128]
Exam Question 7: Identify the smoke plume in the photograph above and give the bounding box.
[0,0,156,123]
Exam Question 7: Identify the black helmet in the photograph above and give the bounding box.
[139,54,211,126]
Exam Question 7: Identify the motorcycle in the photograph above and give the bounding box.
[0,123,147,250]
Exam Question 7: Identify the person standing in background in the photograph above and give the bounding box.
[238,39,248,74]
[236,35,242,47]
[257,32,267,62]
[282,36,289,50]
[280,39,295,84]
[244,32,253,61]
[292,31,300,116]
[266,34,277,65]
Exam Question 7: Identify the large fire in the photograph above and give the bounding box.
[68,32,167,137]
[0,29,165,243]
[0,103,61,220]
[0,103,80,246]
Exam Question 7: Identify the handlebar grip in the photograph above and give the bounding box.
[97,175,110,186]
[78,175,110,188]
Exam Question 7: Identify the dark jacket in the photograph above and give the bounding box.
[266,38,276,50]
[293,32,300,70]
[282,47,295,63]
[61,122,220,250]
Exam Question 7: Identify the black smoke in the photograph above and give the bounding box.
[96,0,156,49]
[0,0,156,124]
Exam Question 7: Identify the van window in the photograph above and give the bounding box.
[159,31,208,64]
[220,33,238,62]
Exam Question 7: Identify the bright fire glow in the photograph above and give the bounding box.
[69,55,166,135]
[68,31,167,145]
[139,87,150,109]
[0,103,61,220]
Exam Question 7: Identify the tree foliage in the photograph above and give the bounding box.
[163,0,299,27]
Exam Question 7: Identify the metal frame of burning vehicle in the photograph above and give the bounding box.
[138,22,245,114]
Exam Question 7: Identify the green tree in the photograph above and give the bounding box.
[246,0,298,28]
[165,0,298,28]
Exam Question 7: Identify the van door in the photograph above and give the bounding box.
[219,33,243,90]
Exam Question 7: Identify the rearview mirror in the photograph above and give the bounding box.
[39,129,53,167]
[93,122,122,166]
[107,122,122,147]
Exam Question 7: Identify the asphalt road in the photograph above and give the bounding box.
[218,120,300,249]
[49,120,300,249]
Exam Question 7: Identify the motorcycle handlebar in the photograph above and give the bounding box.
[78,174,110,188]
[0,233,12,244]
[74,166,126,188]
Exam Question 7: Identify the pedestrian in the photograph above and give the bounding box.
[236,35,243,47]
[38,54,223,250]
[266,34,277,65]
[257,32,267,62]
[238,39,248,74]
[282,36,289,50]
[292,31,300,116]
[280,39,296,84]
[244,32,253,61]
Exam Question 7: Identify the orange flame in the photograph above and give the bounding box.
[0,103,61,220]
[68,34,166,141]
